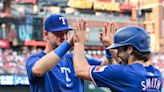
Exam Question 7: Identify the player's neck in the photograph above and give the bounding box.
[128,56,145,65]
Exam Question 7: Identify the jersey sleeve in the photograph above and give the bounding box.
[89,64,125,87]
[86,56,101,65]
[26,55,44,82]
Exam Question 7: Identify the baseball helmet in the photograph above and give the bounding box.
[44,14,73,32]
[107,26,150,52]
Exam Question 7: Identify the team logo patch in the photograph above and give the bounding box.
[59,17,66,25]
[94,66,107,72]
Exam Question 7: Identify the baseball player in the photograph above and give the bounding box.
[73,23,163,92]
[26,14,113,92]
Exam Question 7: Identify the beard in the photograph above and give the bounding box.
[121,57,128,64]
[50,42,58,49]
[119,54,129,64]
[51,41,61,49]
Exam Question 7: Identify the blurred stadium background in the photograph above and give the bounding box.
[0,0,164,92]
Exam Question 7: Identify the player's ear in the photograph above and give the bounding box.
[43,31,48,40]
[127,45,133,54]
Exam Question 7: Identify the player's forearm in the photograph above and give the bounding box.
[32,41,71,77]
[32,51,60,77]
[73,43,91,80]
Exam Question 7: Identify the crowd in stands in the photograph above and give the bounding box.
[0,47,43,75]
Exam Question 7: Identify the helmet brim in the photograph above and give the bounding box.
[107,43,151,52]
[47,26,73,32]
[107,43,125,49]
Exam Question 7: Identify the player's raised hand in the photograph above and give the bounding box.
[73,19,88,45]
[100,22,118,47]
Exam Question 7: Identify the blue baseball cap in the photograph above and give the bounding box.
[44,14,73,32]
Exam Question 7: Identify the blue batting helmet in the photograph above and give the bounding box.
[107,26,151,52]
[44,14,73,32]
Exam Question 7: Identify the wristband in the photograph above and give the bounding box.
[54,41,71,58]
[105,49,112,59]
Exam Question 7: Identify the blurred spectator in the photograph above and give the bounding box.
[0,47,43,75]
